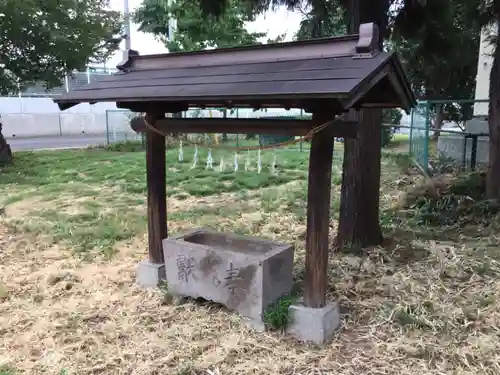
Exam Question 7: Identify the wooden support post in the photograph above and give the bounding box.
[304,112,335,308]
[145,113,167,264]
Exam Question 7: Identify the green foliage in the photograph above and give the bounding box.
[105,140,145,152]
[391,0,481,127]
[381,127,395,148]
[448,172,486,200]
[0,366,15,375]
[192,0,481,123]
[266,33,287,44]
[383,108,403,127]
[414,194,500,226]
[159,280,170,296]
[263,295,296,331]
[412,172,500,226]
[0,0,122,94]
[295,0,346,39]
[134,0,266,52]
[381,108,402,148]
[158,280,176,304]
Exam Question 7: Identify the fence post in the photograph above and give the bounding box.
[58,113,63,136]
[105,110,110,145]
[423,101,430,173]
[409,107,414,158]
[470,135,478,171]
[462,136,468,171]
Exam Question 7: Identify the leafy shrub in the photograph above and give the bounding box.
[381,126,395,148]
[448,171,485,200]
[411,172,498,226]
[263,295,296,331]
[381,108,403,148]
[105,140,144,152]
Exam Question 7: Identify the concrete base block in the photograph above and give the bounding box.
[287,302,340,344]
[136,260,166,287]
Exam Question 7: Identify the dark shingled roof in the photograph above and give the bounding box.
[54,23,416,113]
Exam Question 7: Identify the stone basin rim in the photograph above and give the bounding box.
[163,228,293,259]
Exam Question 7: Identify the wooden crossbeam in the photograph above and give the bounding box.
[130,117,358,138]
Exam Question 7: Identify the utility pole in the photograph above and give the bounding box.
[124,0,132,50]
[167,0,177,41]
[168,0,182,118]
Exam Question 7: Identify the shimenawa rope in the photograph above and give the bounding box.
[142,114,331,152]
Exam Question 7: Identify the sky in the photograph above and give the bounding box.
[105,0,303,68]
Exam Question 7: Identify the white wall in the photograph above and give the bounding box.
[0,97,308,138]
[0,97,133,138]
[474,25,495,117]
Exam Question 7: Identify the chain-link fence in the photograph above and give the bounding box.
[105,110,143,145]
[409,99,490,175]
[409,101,430,174]
[432,99,489,171]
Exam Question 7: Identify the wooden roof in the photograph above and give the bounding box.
[54,23,416,113]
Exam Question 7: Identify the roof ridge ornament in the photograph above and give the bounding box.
[354,23,380,58]
[117,49,140,72]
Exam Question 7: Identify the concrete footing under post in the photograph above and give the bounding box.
[136,260,166,287]
[287,302,341,344]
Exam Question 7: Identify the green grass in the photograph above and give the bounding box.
[392,133,410,142]
[4,142,500,374]
[0,143,409,257]
[0,146,329,257]
[0,366,15,375]
[0,146,310,194]
[263,295,297,331]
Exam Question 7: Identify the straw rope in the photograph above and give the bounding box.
[142,114,331,151]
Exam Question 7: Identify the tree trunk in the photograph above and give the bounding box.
[0,119,12,166]
[336,110,384,252]
[222,109,228,143]
[335,0,385,253]
[432,103,444,140]
[487,16,500,199]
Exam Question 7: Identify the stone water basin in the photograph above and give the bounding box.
[162,229,294,326]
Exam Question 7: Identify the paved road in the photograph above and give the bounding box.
[7,134,111,151]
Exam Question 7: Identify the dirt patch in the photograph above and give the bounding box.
[4,195,100,219]
[2,206,500,375]
[2,222,499,375]
[167,180,302,214]
[4,196,53,218]
[168,191,259,213]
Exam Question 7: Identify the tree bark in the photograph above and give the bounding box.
[487,16,500,199]
[336,110,384,252]
[335,0,386,252]
[0,119,12,166]
[432,103,444,140]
